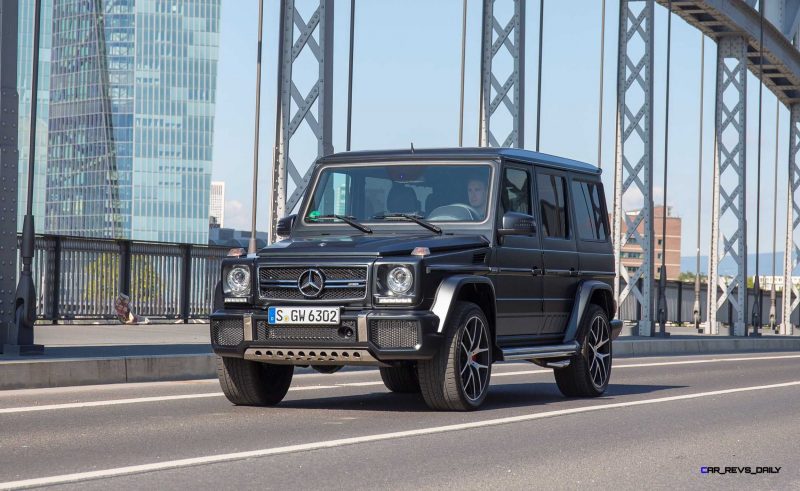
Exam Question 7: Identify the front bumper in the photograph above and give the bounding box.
[210,309,443,366]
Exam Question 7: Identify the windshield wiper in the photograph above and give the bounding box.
[311,214,373,234]
[373,213,442,235]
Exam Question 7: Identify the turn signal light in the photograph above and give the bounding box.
[411,247,430,257]
[227,248,246,257]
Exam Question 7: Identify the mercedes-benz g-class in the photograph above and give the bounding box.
[210,148,622,411]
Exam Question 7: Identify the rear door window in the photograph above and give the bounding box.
[571,180,609,241]
[536,172,570,239]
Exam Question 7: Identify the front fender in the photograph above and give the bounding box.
[430,275,496,333]
[562,280,614,344]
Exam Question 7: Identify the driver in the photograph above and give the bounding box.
[467,178,488,218]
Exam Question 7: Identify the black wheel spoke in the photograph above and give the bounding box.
[586,314,611,389]
[459,315,491,402]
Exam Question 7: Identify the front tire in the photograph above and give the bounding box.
[216,355,294,406]
[379,365,420,393]
[554,304,612,397]
[417,302,492,411]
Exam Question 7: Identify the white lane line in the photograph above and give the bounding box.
[0,382,388,414]
[0,393,223,414]
[612,353,800,368]
[2,353,799,414]
[3,380,799,490]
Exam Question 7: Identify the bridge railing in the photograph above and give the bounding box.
[617,280,798,327]
[17,235,229,322]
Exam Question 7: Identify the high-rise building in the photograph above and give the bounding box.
[210,181,224,227]
[43,0,220,244]
[16,0,53,228]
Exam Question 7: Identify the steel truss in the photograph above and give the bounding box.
[614,0,655,336]
[479,0,525,148]
[270,0,334,242]
[708,36,748,336]
[0,1,19,342]
[782,104,800,335]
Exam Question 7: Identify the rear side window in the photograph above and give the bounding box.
[571,180,609,241]
[536,172,570,238]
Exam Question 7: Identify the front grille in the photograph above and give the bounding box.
[255,319,357,343]
[211,319,244,347]
[259,287,366,301]
[368,319,420,349]
[258,265,368,301]
[259,267,367,282]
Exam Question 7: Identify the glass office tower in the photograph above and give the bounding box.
[17,0,53,229]
[45,0,220,244]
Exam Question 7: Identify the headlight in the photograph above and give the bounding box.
[226,266,251,296]
[386,266,413,294]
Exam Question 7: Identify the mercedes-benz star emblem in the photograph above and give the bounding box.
[298,269,325,298]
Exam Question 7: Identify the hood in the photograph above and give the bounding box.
[257,233,489,257]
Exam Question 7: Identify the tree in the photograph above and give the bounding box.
[84,254,165,313]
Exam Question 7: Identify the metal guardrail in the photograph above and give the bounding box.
[19,235,229,322]
[617,279,798,326]
[17,234,793,327]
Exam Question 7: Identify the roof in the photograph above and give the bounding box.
[316,147,601,175]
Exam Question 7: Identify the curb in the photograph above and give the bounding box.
[1,337,798,390]
[613,337,800,357]
[0,354,216,390]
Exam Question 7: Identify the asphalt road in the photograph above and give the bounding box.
[0,352,799,490]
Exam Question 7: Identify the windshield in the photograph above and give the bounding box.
[303,163,493,224]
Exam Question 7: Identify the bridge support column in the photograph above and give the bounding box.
[613,0,655,336]
[479,0,525,148]
[270,0,334,242]
[781,104,800,335]
[0,1,19,350]
[708,36,748,336]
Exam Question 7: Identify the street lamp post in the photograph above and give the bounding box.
[249,0,265,255]
[8,0,44,355]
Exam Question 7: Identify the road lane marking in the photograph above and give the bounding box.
[612,353,800,368]
[0,393,224,414]
[2,353,800,414]
[2,379,799,490]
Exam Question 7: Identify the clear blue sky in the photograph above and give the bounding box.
[212,0,789,266]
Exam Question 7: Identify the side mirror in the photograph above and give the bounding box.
[276,214,297,238]
[498,212,536,236]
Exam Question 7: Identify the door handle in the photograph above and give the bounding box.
[532,267,542,276]
[569,268,579,277]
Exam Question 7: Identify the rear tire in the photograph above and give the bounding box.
[554,304,612,397]
[417,302,492,411]
[216,355,294,406]
[379,364,420,393]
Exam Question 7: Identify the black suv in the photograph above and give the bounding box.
[211,148,622,411]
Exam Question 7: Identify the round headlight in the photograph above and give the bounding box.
[226,266,251,296]
[387,266,413,294]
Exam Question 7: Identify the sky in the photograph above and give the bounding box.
[211,0,791,267]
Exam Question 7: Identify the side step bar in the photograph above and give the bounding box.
[500,341,580,361]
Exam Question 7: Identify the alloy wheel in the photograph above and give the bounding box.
[458,315,490,401]
[587,315,611,390]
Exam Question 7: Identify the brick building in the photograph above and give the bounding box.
[613,206,682,280]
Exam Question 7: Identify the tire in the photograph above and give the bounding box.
[417,302,492,411]
[379,364,420,393]
[216,355,294,406]
[554,304,612,397]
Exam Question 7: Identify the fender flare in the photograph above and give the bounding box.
[430,275,496,333]
[562,280,614,344]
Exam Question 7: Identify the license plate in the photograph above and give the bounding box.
[267,306,340,325]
